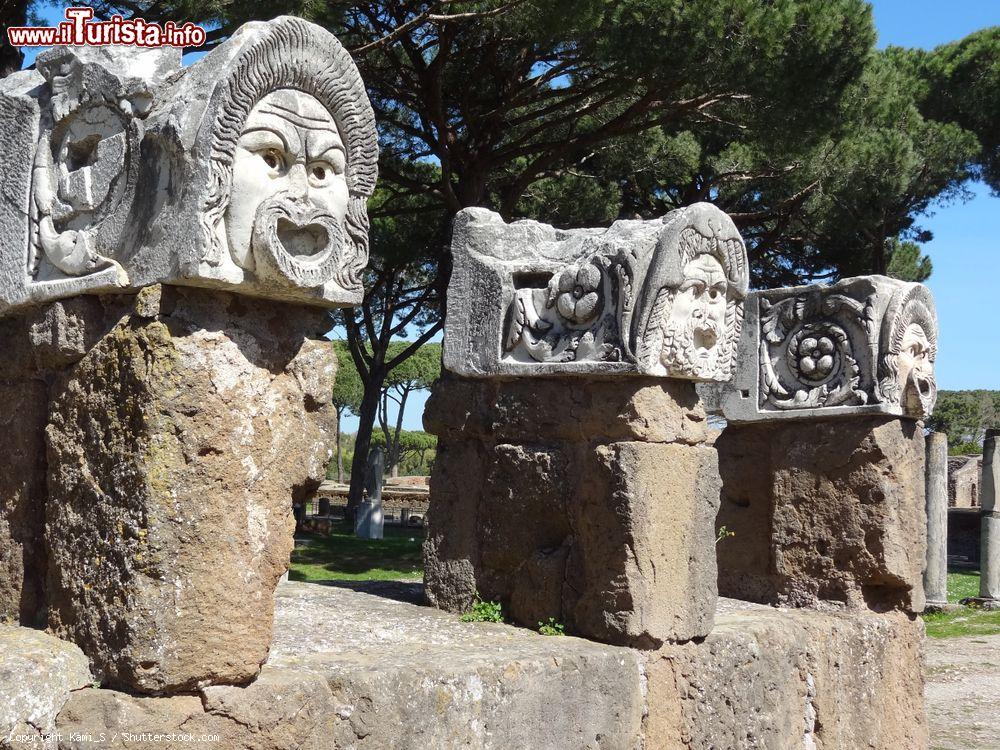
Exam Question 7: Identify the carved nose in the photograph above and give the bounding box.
[286,163,309,201]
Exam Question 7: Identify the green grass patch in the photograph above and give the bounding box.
[946,569,980,602]
[460,595,503,623]
[922,607,1000,639]
[289,524,424,582]
[920,569,1000,638]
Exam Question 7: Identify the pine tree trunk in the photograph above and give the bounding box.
[347,376,383,517]
[336,408,344,483]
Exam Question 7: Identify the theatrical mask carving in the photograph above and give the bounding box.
[444,203,749,381]
[149,15,381,305]
[0,17,377,318]
[714,276,938,423]
[632,206,748,380]
[878,283,938,418]
[224,90,351,288]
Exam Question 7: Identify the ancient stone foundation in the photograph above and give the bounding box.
[715,416,927,612]
[1,583,927,750]
[50,287,336,692]
[0,287,337,693]
[424,374,720,648]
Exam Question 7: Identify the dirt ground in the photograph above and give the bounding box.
[925,633,1000,750]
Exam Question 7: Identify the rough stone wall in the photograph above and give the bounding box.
[947,456,981,508]
[0,584,924,750]
[423,373,720,648]
[645,603,927,750]
[0,296,127,626]
[715,416,927,612]
[44,286,336,694]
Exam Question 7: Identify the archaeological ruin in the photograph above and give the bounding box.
[1,14,942,750]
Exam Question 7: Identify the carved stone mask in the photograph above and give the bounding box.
[225,89,349,287]
[897,322,936,417]
[660,253,729,375]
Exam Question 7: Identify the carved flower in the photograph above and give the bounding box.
[551,263,602,324]
[797,335,835,380]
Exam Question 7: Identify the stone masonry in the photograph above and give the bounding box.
[45,286,337,693]
[715,416,927,612]
[2,583,927,750]
[0,295,130,627]
[424,374,720,648]
[424,202,749,649]
[0,15,378,696]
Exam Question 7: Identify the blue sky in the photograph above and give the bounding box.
[17,3,1000,432]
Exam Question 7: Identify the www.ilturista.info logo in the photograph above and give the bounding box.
[7,7,207,48]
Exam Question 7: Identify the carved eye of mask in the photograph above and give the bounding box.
[262,148,284,171]
[680,279,704,295]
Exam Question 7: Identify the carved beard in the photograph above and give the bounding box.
[250,194,345,288]
[660,312,723,377]
[902,365,937,419]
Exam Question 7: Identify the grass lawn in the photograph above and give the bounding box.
[288,523,424,582]
[921,569,1000,639]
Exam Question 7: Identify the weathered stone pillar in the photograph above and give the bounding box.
[425,203,749,648]
[0,297,126,626]
[979,429,1000,601]
[44,286,337,693]
[716,416,927,611]
[924,431,949,607]
[426,374,721,647]
[712,275,938,614]
[356,446,385,539]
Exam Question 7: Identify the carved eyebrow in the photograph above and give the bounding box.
[316,143,347,159]
[240,126,290,153]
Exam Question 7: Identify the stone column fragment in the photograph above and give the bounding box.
[923,431,949,607]
[45,286,337,694]
[356,446,385,540]
[979,429,1000,601]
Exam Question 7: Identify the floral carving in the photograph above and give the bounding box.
[759,291,875,411]
[504,253,625,365]
[549,263,602,325]
[790,332,836,381]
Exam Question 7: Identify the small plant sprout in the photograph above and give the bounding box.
[538,618,565,636]
[460,594,503,623]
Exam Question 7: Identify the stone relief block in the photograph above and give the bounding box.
[443,202,749,381]
[0,16,377,317]
[128,16,378,306]
[0,47,178,317]
[716,275,938,422]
